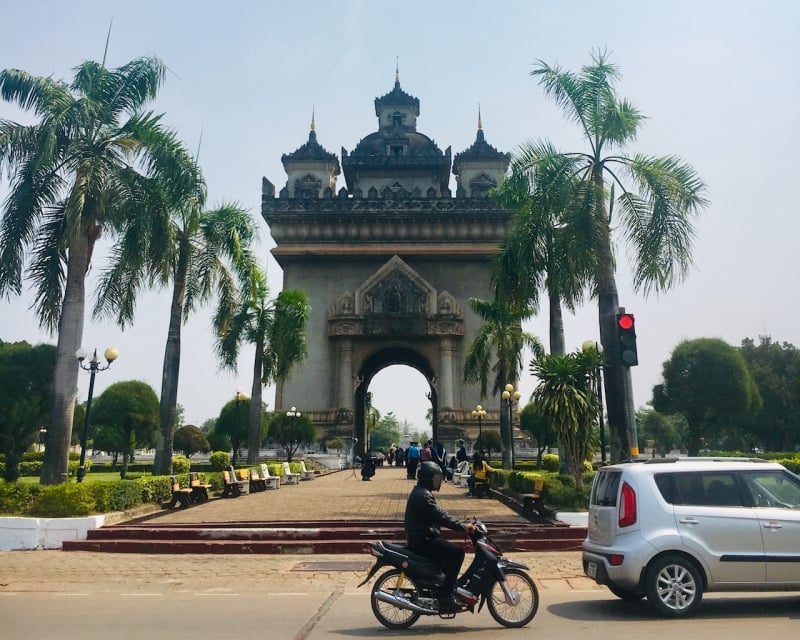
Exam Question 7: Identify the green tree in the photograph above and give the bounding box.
[91,380,159,479]
[214,264,309,465]
[267,412,316,462]
[637,407,683,457]
[173,424,210,458]
[739,336,800,451]
[518,402,556,469]
[0,56,195,484]
[95,185,255,476]
[0,340,56,481]
[474,430,502,461]
[215,397,263,466]
[529,348,599,488]
[653,338,761,456]
[464,296,544,469]
[370,411,401,451]
[517,50,708,461]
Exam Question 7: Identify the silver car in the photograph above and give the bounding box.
[582,458,800,617]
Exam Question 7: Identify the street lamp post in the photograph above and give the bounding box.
[501,383,522,469]
[233,389,247,466]
[286,406,301,460]
[471,404,487,442]
[582,340,607,463]
[76,347,119,482]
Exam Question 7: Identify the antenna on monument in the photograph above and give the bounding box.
[395,56,400,85]
[311,104,316,131]
[478,103,483,130]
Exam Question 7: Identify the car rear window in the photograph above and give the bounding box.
[591,470,621,506]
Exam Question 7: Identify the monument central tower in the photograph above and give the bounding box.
[262,73,511,454]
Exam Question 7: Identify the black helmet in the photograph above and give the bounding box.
[418,461,443,491]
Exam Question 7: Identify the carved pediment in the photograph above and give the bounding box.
[469,172,497,197]
[437,291,462,316]
[294,174,322,198]
[355,256,436,316]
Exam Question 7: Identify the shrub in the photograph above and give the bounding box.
[28,484,96,517]
[0,483,39,515]
[172,456,191,474]
[543,475,591,511]
[209,451,230,471]
[778,458,800,474]
[540,454,560,472]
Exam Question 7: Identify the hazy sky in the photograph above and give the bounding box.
[1,1,798,433]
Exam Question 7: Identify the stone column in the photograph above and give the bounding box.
[336,338,354,410]
[439,338,456,409]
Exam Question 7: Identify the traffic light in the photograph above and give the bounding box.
[616,313,638,366]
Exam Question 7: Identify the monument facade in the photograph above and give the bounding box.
[262,73,512,454]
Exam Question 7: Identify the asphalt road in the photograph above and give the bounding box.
[2,589,798,639]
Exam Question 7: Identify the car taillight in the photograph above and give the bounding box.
[609,554,625,566]
[618,481,637,527]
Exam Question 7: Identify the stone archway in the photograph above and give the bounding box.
[262,76,512,456]
[353,346,436,455]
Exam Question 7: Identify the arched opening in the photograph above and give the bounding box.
[367,365,431,448]
[354,346,436,455]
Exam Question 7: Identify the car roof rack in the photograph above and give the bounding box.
[642,456,769,464]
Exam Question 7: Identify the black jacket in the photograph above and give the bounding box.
[404,484,465,547]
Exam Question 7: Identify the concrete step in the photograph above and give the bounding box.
[62,520,587,554]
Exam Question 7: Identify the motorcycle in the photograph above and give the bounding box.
[358,518,539,629]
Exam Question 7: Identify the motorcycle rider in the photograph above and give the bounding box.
[404,460,476,614]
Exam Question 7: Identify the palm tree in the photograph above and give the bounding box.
[517,49,708,460]
[214,265,309,465]
[492,153,593,357]
[0,56,195,483]
[529,347,601,489]
[95,188,256,476]
[464,296,544,469]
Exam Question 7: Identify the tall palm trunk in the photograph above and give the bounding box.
[500,398,512,469]
[41,232,91,484]
[548,287,566,356]
[247,340,264,464]
[153,267,186,476]
[593,175,630,462]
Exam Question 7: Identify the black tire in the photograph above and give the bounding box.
[370,569,421,629]
[487,568,539,627]
[645,555,703,618]
[608,583,645,601]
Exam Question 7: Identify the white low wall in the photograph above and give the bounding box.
[0,515,105,551]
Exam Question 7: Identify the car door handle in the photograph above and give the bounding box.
[679,518,699,525]
[763,522,783,530]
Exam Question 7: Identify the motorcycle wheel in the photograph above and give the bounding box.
[370,569,421,629]
[487,568,539,627]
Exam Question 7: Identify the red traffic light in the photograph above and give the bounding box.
[618,314,634,330]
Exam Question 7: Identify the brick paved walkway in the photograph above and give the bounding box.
[148,464,527,525]
[0,465,598,594]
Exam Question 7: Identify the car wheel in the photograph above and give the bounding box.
[607,584,645,601]
[645,555,703,618]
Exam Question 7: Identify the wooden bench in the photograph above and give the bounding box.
[248,468,266,492]
[259,463,281,489]
[520,478,548,517]
[189,472,211,503]
[221,468,247,498]
[168,476,193,508]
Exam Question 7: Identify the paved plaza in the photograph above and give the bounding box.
[0,464,596,594]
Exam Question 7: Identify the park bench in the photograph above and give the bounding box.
[235,468,251,495]
[452,461,471,486]
[221,467,247,498]
[189,472,211,503]
[248,468,267,492]
[282,461,301,485]
[520,478,547,518]
[259,463,281,489]
[298,460,316,481]
[168,476,193,508]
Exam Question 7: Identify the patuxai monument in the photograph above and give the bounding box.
[261,72,516,456]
